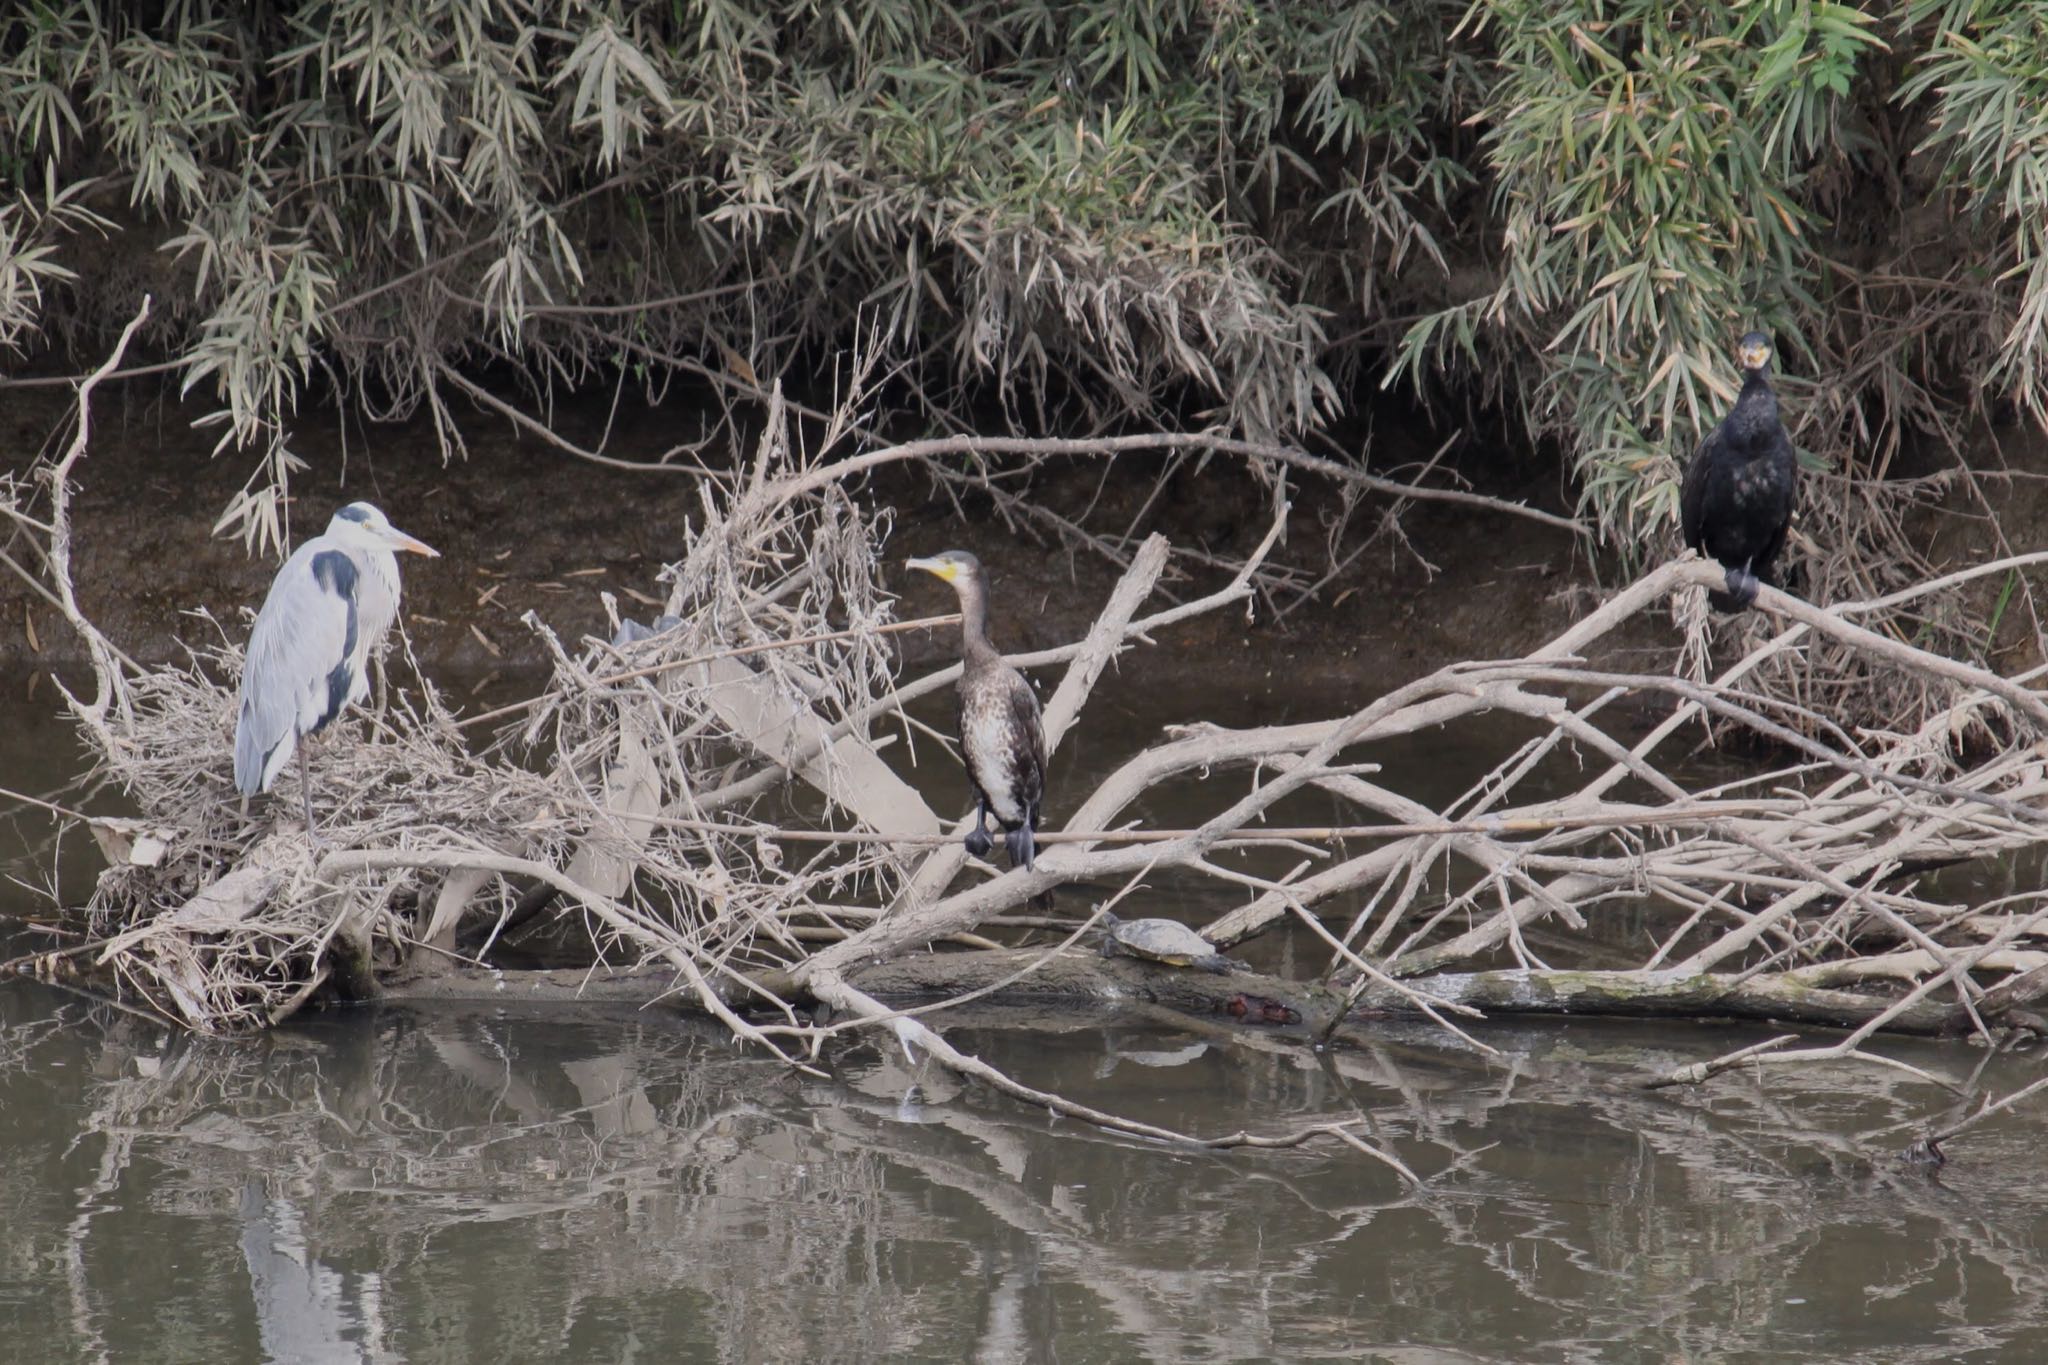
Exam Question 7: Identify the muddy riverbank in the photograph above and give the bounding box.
[1,381,1617,696]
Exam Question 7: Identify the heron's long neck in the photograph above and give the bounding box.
[357,546,403,645]
[956,577,997,662]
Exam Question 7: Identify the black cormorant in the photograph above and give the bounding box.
[906,550,1047,870]
[1680,331,1797,612]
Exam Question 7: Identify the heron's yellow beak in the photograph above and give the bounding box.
[905,556,958,583]
[388,529,440,558]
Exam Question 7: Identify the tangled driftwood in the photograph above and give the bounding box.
[11,299,2048,1165]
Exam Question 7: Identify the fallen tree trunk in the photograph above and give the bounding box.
[351,949,2048,1045]
[1358,967,1974,1038]
[369,948,1344,1035]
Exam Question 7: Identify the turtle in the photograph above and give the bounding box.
[1096,912,1234,974]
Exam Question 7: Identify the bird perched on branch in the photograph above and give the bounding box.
[905,550,1047,872]
[1681,331,1797,612]
[233,501,439,842]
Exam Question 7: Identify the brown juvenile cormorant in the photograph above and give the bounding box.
[906,550,1047,870]
[1680,331,1797,612]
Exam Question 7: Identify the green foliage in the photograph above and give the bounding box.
[5,1,2048,567]
[1904,0,2048,419]
[1378,0,2048,566]
[0,168,108,352]
[0,0,1472,549]
[1392,0,1890,549]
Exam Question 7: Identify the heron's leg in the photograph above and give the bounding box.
[371,648,390,722]
[963,795,994,860]
[297,739,325,847]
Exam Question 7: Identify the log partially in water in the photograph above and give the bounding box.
[376,948,1348,1036]
[1362,967,1980,1036]
[366,951,2048,1043]
[839,956,2042,1040]
[841,948,1346,1034]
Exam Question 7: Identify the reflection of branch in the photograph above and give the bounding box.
[1920,1073,2048,1147]
[806,966,1421,1183]
[1644,1037,1960,1095]
[802,1100,1189,1348]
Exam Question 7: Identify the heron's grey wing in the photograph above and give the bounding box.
[233,546,360,795]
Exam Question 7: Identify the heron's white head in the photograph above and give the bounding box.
[329,502,439,558]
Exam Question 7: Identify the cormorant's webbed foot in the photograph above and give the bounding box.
[1723,565,1761,610]
[1004,823,1036,872]
[964,796,996,860]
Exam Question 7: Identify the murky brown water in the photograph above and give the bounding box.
[8,675,2048,1362]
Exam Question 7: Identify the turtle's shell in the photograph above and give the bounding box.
[1103,915,1218,966]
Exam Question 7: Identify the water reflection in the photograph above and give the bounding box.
[240,1179,390,1364]
[8,671,2048,1359]
[5,977,2048,1362]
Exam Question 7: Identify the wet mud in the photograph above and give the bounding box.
[0,381,1607,700]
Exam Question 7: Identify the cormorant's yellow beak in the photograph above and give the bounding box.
[1737,339,1772,370]
[905,556,958,583]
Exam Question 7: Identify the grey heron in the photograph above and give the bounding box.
[904,550,1046,871]
[233,501,439,841]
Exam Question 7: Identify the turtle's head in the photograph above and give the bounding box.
[1737,331,1773,374]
